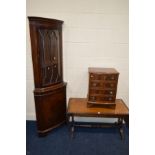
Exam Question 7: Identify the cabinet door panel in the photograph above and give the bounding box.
[38,29,62,86]
[34,87,66,131]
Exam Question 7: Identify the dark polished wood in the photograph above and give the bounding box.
[87,67,119,106]
[28,17,67,136]
[68,98,128,117]
[28,17,64,88]
[67,98,129,140]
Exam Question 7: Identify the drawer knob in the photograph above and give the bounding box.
[90,75,94,78]
[111,77,114,80]
[111,84,114,87]
[90,96,95,100]
[53,57,56,60]
[93,83,96,86]
[48,67,50,70]
[110,91,113,94]
[109,98,112,100]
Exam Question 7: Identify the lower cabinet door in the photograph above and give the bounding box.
[34,85,66,136]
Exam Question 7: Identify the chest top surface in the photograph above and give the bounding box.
[89,67,119,74]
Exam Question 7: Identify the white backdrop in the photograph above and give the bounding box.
[26,0,129,121]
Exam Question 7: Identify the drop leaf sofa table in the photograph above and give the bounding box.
[67,98,129,140]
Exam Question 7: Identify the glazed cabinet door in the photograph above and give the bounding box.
[38,28,63,87]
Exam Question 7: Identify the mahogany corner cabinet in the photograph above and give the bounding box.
[28,17,67,136]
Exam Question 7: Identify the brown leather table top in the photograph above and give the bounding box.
[67,98,129,117]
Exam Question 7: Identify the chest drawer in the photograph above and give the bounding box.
[89,74,118,81]
[104,82,117,89]
[89,89,116,96]
[104,74,118,81]
[90,74,103,80]
[88,96,115,103]
[90,81,117,89]
[90,81,103,87]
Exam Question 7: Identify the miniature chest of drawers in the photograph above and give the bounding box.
[87,67,119,106]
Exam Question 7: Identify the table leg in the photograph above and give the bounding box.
[66,114,69,125]
[67,114,71,133]
[71,115,75,139]
[118,118,124,140]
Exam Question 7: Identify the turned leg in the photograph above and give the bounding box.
[67,115,71,133]
[118,118,124,140]
[118,118,122,124]
[71,115,75,139]
[66,114,69,125]
[124,115,129,128]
